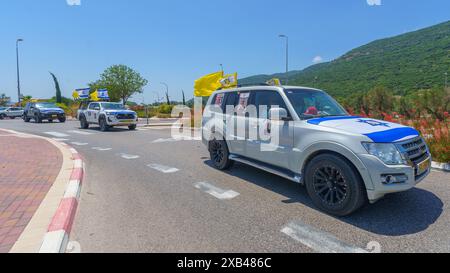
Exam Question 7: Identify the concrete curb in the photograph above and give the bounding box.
[39,144,84,253]
[432,161,450,172]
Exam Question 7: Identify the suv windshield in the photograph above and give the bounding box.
[36,103,58,109]
[101,103,126,110]
[284,89,348,120]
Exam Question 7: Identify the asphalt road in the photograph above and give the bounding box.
[1,119,449,253]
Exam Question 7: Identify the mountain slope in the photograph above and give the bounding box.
[240,20,450,98]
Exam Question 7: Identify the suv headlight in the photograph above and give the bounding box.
[362,143,406,165]
[106,112,116,116]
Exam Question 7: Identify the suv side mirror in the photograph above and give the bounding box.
[269,108,289,121]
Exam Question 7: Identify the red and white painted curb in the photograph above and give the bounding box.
[39,145,84,253]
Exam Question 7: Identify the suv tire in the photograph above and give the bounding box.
[23,115,31,122]
[0,114,6,120]
[59,117,66,123]
[209,140,234,170]
[128,124,137,130]
[80,115,89,129]
[35,114,42,123]
[305,153,367,217]
[99,116,109,132]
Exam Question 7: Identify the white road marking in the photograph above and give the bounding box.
[194,182,240,200]
[69,148,78,154]
[52,138,69,142]
[68,130,95,135]
[147,164,180,173]
[152,136,201,143]
[118,153,140,160]
[152,138,180,143]
[45,132,69,138]
[281,220,368,253]
[71,142,89,146]
[92,147,112,151]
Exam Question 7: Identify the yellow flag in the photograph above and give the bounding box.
[90,90,99,101]
[220,73,238,89]
[194,72,224,97]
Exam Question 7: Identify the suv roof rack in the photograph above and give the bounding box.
[216,83,272,91]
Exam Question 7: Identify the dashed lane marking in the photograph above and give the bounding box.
[45,132,70,138]
[68,130,95,135]
[281,220,368,253]
[147,164,180,174]
[52,138,70,142]
[71,142,89,146]
[118,153,140,160]
[194,182,240,200]
[92,147,112,151]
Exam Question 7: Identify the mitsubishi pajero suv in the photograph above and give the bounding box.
[202,85,431,216]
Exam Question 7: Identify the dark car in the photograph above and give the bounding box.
[23,102,66,123]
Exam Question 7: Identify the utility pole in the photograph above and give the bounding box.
[278,34,289,85]
[16,39,24,104]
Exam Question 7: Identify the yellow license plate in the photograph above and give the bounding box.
[52,115,58,118]
[120,120,133,123]
[417,158,431,174]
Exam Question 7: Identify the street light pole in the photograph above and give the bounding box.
[220,64,224,73]
[279,34,289,85]
[16,39,24,104]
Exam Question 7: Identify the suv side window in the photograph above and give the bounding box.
[254,90,289,119]
[89,103,99,110]
[224,92,238,110]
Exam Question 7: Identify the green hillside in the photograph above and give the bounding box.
[240,20,450,98]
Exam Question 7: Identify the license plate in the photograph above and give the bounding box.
[417,158,431,175]
[120,120,133,123]
[52,115,58,118]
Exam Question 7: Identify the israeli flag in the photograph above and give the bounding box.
[76,88,90,99]
[97,89,110,100]
[308,116,420,143]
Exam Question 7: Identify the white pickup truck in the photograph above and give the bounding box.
[77,102,138,131]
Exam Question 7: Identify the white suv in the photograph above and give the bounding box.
[202,85,431,216]
[78,102,138,131]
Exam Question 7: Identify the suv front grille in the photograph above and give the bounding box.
[116,114,135,120]
[396,137,431,178]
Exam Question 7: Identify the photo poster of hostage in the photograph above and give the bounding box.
[196,92,282,153]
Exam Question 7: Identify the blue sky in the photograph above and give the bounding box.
[0,0,449,103]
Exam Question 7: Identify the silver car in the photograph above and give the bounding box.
[202,85,432,216]
[0,107,24,120]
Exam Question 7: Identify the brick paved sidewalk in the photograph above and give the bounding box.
[0,130,62,253]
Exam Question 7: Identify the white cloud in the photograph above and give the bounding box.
[67,0,81,6]
[312,56,323,64]
[366,0,381,6]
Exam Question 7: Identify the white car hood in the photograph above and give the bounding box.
[307,116,420,143]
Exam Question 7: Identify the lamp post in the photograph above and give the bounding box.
[220,64,224,73]
[16,39,24,104]
[161,82,170,105]
[278,34,289,85]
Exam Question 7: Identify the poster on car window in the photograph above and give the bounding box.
[236,93,250,115]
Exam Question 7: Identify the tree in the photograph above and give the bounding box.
[0,93,10,106]
[182,90,186,105]
[414,87,450,120]
[366,86,394,119]
[89,65,148,104]
[50,72,62,103]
